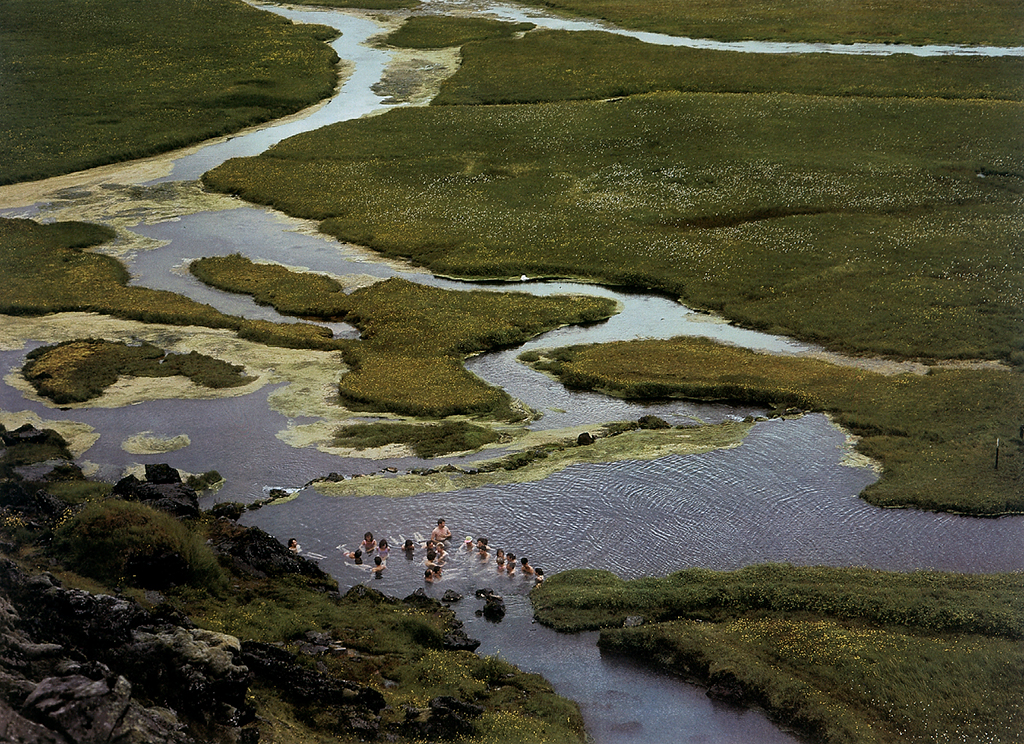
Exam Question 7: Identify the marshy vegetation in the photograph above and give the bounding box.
[23,339,250,404]
[532,565,1024,744]
[191,254,617,419]
[515,0,1024,46]
[380,15,535,48]
[333,420,501,458]
[0,0,341,185]
[203,85,1023,365]
[0,217,345,351]
[522,338,1024,515]
[433,29,1024,105]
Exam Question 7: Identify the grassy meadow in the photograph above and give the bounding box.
[0,217,344,351]
[0,0,340,185]
[522,338,1024,515]
[203,88,1024,364]
[191,254,616,419]
[434,29,1024,105]
[532,565,1024,744]
[514,0,1024,46]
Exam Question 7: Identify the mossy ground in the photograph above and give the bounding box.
[533,565,1024,744]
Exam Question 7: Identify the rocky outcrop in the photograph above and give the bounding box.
[207,519,335,585]
[110,464,200,519]
[0,558,256,743]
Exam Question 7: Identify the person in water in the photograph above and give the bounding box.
[520,556,536,575]
[403,539,415,553]
[495,549,505,570]
[424,568,435,583]
[360,532,377,553]
[370,556,386,574]
[430,519,452,543]
[287,538,299,554]
[342,548,363,564]
[534,568,545,584]
[377,539,390,560]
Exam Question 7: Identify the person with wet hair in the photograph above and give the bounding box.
[430,518,452,543]
[520,556,536,575]
[360,532,377,553]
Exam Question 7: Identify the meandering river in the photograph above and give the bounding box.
[2,4,1022,742]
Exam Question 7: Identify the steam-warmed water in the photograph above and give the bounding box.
[2,4,1022,742]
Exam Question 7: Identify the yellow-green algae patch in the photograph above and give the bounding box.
[312,420,754,497]
[0,313,347,409]
[0,410,99,459]
[121,432,192,454]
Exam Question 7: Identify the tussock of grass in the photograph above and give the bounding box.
[533,565,1024,744]
[23,339,250,404]
[333,420,501,457]
[381,15,534,49]
[203,90,1023,364]
[52,500,226,589]
[0,0,341,185]
[523,337,1024,515]
[434,30,1024,105]
[515,0,1024,46]
[190,254,349,318]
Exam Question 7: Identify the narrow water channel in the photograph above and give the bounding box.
[2,4,1022,742]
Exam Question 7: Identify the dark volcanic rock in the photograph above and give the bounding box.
[209,520,334,584]
[111,473,200,519]
[0,558,253,742]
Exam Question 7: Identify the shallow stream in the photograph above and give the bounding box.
[2,4,1022,742]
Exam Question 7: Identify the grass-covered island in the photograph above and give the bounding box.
[532,566,1024,744]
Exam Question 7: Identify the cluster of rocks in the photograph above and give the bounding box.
[0,557,254,743]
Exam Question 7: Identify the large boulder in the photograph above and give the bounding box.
[110,470,200,520]
[208,520,334,584]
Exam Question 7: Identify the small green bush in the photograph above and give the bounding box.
[52,500,225,590]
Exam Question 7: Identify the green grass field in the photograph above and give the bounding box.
[515,0,1024,46]
[434,30,1024,105]
[0,0,339,185]
[204,89,1024,364]
[533,565,1024,744]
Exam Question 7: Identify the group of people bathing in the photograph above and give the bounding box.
[301,518,545,585]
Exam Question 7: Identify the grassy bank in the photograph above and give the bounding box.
[532,565,1024,744]
[522,337,1024,515]
[203,89,1023,364]
[434,30,1024,105]
[0,0,340,185]
[332,420,501,458]
[515,0,1024,46]
[190,254,616,419]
